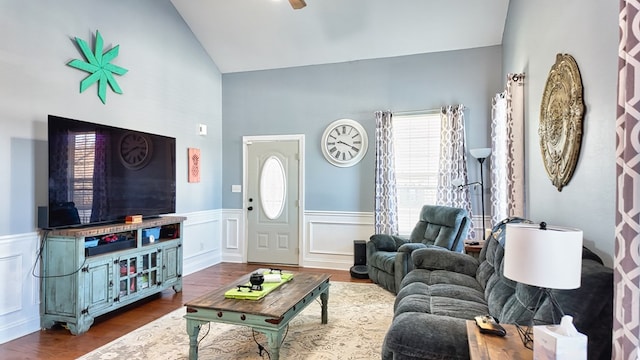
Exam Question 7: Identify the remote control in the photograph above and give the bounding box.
[474,315,506,337]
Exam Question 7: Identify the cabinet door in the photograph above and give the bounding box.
[138,250,160,291]
[83,259,113,313]
[162,242,182,286]
[116,255,139,301]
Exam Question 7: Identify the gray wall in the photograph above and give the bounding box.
[222,46,503,212]
[502,0,618,265]
[0,0,223,236]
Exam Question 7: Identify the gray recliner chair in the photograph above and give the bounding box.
[366,205,471,293]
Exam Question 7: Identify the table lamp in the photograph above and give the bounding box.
[503,222,583,348]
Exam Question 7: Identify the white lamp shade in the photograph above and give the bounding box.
[504,223,583,289]
[470,147,491,159]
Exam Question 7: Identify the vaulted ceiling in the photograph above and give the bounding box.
[171,0,510,73]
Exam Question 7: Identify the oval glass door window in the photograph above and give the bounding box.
[260,156,287,219]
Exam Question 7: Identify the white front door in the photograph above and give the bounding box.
[244,136,303,265]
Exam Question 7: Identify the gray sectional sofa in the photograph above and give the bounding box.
[381,217,613,360]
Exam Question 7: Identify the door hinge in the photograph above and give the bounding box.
[81,308,89,315]
[81,266,89,272]
[114,297,120,302]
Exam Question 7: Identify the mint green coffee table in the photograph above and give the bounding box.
[184,271,330,360]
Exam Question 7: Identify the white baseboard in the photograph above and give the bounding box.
[183,249,221,276]
[0,314,40,345]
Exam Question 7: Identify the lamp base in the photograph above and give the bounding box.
[515,323,534,350]
[515,287,566,350]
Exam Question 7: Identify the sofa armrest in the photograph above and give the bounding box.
[369,234,409,252]
[411,247,479,277]
[392,244,429,292]
[397,243,426,253]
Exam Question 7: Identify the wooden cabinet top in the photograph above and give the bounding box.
[43,216,187,237]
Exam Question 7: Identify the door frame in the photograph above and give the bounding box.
[242,134,305,265]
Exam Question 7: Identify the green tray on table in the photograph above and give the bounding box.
[224,271,294,300]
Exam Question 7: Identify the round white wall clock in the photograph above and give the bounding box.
[321,119,368,167]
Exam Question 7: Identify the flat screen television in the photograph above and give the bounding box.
[47,115,176,228]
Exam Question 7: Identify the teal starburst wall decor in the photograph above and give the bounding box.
[67,30,128,104]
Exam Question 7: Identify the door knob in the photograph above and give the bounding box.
[247,206,254,211]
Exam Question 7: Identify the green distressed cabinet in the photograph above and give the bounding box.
[40,216,186,335]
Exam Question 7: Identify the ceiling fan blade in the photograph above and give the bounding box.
[288,0,306,9]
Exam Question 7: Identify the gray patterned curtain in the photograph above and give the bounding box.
[613,1,640,357]
[49,128,70,203]
[490,74,525,225]
[374,110,398,235]
[437,105,474,240]
[90,130,109,223]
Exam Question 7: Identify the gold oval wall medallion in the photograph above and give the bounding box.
[539,53,585,191]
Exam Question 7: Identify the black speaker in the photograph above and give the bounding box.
[350,240,368,279]
[354,240,366,265]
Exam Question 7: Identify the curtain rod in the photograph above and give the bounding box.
[392,108,441,116]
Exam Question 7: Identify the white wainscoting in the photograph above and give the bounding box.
[219,209,375,271]
[181,210,223,276]
[303,211,375,270]
[220,209,244,263]
[0,232,40,345]
[0,210,222,345]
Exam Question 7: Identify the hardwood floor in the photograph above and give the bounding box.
[0,263,372,360]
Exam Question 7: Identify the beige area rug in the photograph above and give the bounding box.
[78,281,395,360]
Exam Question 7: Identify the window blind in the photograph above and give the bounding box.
[393,113,441,235]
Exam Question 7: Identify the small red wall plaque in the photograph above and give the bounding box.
[188,148,200,183]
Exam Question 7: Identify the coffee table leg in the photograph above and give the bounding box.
[262,329,285,360]
[186,319,207,360]
[320,287,329,324]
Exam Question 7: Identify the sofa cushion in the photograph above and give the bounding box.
[409,205,468,250]
[395,282,486,308]
[395,286,488,319]
[401,268,483,293]
[368,251,396,273]
[411,247,479,277]
[382,313,470,360]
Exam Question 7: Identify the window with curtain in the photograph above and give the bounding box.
[393,113,441,235]
[72,132,96,223]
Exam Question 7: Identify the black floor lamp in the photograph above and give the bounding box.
[453,148,491,240]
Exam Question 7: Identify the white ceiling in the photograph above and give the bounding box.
[170,0,510,74]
